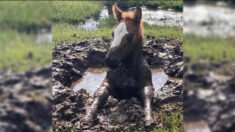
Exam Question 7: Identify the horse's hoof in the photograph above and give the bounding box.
[144,119,155,128]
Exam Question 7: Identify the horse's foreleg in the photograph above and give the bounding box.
[140,85,154,127]
[84,80,109,125]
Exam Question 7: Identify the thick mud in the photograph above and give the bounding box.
[184,61,235,132]
[0,66,52,132]
[52,36,183,131]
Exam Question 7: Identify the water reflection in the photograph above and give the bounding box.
[77,6,109,31]
[72,68,169,96]
[36,32,52,43]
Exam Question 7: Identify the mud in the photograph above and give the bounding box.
[184,61,235,132]
[0,66,52,132]
[52,36,183,131]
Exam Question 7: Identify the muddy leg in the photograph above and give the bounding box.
[140,85,154,127]
[83,80,109,126]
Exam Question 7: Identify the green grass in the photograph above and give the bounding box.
[0,30,52,72]
[0,1,52,32]
[53,16,183,44]
[152,106,183,132]
[184,34,235,62]
[104,0,183,11]
[53,1,102,23]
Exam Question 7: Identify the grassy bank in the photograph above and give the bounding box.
[53,16,183,44]
[53,1,102,23]
[0,1,52,72]
[0,30,52,72]
[184,34,235,62]
[0,1,52,32]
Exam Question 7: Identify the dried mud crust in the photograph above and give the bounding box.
[184,61,235,132]
[0,66,52,132]
[52,36,183,131]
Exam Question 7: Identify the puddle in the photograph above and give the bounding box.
[72,68,169,96]
[151,68,168,91]
[129,6,183,26]
[36,32,52,43]
[78,6,183,31]
[184,4,235,37]
[184,120,211,132]
[77,6,109,31]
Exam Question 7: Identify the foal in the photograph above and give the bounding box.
[84,4,154,127]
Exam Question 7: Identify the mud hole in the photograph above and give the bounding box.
[184,61,235,132]
[52,35,183,131]
[0,66,52,132]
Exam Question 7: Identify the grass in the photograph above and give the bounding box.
[184,34,235,62]
[104,0,183,11]
[0,30,52,72]
[152,106,183,132]
[53,16,183,44]
[53,1,102,23]
[0,1,52,32]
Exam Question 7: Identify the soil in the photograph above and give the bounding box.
[52,36,183,131]
[0,66,52,132]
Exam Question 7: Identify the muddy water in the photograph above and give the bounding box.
[129,6,183,26]
[72,68,170,96]
[184,120,211,132]
[78,6,183,31]
[36,32,52,43]
[77,6,109,31]
[184,3,235,36]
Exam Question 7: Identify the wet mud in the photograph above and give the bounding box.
[0,66,52,132]
[52,36,183,131]
[184,61,235,132]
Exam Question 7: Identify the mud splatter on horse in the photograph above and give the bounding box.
[84,4,155,127]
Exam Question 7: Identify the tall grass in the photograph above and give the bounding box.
[0,30,52,72]
[53,1,102,23]
[103,0,183,11]
[184,34,235,62]
[0,1,52,32]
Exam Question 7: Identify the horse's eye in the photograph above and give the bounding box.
[126,34,133,42]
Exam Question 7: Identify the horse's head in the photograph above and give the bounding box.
[105,4,144,69]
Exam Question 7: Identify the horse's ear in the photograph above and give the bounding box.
[134,6,142,25]
[112,3,123,22]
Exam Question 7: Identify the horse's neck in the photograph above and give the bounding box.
[123,42,143,69]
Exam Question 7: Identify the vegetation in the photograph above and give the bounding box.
[0,1,52,72]
[184,34,235,62]
[152,106,183,132]
[0,30,52,72]
[53,16,183,44]
[0,1,52,32]
[52,1,102,23]
[104,0,183,11]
